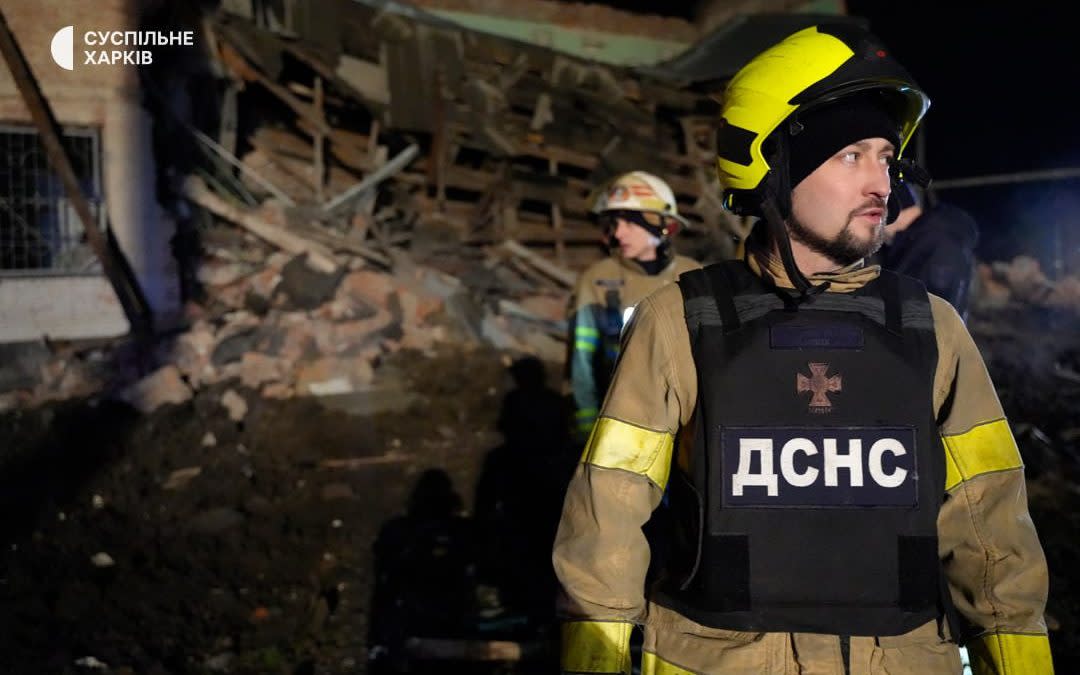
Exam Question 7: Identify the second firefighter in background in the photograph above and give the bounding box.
[567,171,701,442]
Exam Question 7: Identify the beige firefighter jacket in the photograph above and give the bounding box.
[553,246,1053,675]
[568,253,702,439]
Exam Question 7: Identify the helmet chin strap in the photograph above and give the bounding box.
[760,132,831,303]
[760,197,810,293]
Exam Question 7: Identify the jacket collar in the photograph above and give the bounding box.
[743,223,880,293]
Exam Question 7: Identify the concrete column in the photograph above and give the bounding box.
[103,97,180,325]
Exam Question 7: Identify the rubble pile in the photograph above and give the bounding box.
[975,255,1080,315]
[2,0,758,413]
[0,223,570,415]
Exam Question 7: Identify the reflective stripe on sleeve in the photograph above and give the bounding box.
[561,620,633,674]
[641,651,696,675]
[967,631,1054,675]
[942,418,1024,491]
[582,417,674,490]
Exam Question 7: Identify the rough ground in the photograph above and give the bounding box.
[0,302,1078,674]
[0,344,571,674]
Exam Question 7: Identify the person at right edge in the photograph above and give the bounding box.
[552,23,1053,675]
[875,183,980,321]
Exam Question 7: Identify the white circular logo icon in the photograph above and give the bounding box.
[50,26,74,71]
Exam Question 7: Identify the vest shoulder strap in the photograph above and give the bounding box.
[680,261,748,342]
[871,269,933,335]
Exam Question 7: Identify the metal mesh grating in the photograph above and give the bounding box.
[0,125,104,275]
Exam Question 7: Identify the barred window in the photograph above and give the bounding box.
[0,125,105,275]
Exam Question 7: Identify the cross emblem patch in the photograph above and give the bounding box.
[796,362,842,413]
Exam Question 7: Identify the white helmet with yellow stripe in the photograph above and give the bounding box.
[591,171,690,236]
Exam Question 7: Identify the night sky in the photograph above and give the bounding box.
[847,3,1077,178]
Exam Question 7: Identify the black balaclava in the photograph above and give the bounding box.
[787,93,902,190]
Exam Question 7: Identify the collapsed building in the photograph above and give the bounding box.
[0,0,860,406]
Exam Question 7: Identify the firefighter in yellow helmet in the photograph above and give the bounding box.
[567,171,701,443]
[553,23,1053,675]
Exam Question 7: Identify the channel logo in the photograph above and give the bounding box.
[50,25,74,71]
[48,27,193,68]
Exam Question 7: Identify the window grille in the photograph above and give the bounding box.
[0,124,105,275]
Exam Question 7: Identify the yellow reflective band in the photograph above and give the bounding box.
[641,651,696,675]
[576,407,599,419]
[576,340,599,352]
[561,620,633,674]
[576,326,601,339]
[942,418,1024,491]
[967,632,1054,675]
[583,417,674,490]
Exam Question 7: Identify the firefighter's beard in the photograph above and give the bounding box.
[786,213,885,267]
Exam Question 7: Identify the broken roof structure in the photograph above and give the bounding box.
[205,0,857,270]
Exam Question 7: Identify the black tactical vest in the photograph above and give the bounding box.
[654,260,948,637]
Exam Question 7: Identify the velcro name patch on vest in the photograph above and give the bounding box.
[719,427,918,508]
[770,322,865,350]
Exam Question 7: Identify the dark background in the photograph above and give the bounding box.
[847,1,1080,275]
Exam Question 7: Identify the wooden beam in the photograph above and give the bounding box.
[503,240,577,287]
[194,127,296,205]
[550,157,565,264]
[283,219,390,267]
[313,76,325,202]
[430,71,447,211]
[322,144,420,214]
[182,176,338,273]
[303,118,388,174]
[468,226,597,245]
[217,40,331,136]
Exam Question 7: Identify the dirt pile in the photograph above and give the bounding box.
[0,338,573,674]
